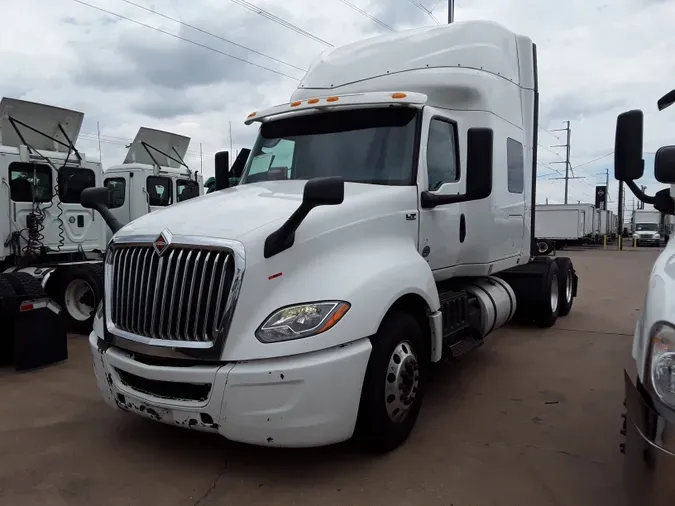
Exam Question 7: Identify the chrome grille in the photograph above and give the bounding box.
[109,245,234,342]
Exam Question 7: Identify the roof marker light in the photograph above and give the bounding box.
[307,98,319,104]
[326,96,339,102]
[247,112,256,118]
[290,101,302,107]
[392,93,407,99]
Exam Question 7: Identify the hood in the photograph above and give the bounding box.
[114,180,416,241]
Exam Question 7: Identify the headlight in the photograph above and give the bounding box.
[256,301,350,343]
[654,233,661,239]
[633,234,639,239]
[649,322,675,407]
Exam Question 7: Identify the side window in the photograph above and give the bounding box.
[426,119,459,190]
[104,177,126,209]
[9,162,52,203]
[58,167,96,203]
[176,179,200,202]
[506,138,524,194]
[146,176,173,206]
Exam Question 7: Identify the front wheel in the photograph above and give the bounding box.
[354,311,429,453]
[49,265,104,334]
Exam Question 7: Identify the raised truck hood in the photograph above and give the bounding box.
[114,180,417,243]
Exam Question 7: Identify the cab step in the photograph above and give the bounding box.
[446,335,484,358]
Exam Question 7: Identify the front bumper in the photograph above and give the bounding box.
[623,369,675,505]
[635,237,661,246]
[90,332,372,447]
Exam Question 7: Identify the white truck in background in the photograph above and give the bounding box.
[82,20,579,452]
[631,208,666,246]
[614,89,675,506]
[0,97,106,332]
[102,127,204,242]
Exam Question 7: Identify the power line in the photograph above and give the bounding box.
[70,0,302,80]
[227,0,333,47]
[335,0,395,31]
[405,0,441,24]
[117,0,307,72]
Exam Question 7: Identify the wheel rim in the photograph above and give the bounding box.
[64,279,95,322]
[385,341,420,424]
[565,270,573,304]
[550,273,560,313]
[537,241,548,253]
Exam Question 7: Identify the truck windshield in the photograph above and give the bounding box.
[636,223,658,231]
[240,107,418,186]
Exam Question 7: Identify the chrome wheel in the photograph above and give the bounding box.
[565,269,573,304]
[64,279,95,322]
[550,273,559,313]
[384,341,419,423]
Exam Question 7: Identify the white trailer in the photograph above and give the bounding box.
[102,127,204,242]
[0,97,105,332]
[534,203,596,253]
[84,20,579,453]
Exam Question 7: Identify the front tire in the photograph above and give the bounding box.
[355,311,428,453]
[554,257,575,317]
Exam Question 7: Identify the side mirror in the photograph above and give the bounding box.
[81,187,123,234]
[614,110,644,181]
[214,151,230,190]
[303,176,344,207]
[466,127,493,200]
[655,146,675,184]
[230,148,251,179]
[420,127,493,209]
[264,176,345,258]
[658,90,675,111]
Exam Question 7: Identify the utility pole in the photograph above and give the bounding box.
[550,121,572,204]
[448,0,454,23]
[199,142,203,172]
[617,182,624,250]
[96,121,102,163]
[229,121,234,169]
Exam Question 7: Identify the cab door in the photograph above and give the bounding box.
[417,107,464,272]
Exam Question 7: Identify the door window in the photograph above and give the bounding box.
[104,177,126,209]
[59,167,96,203]
[176,179,200,202]
[9,162,52,202]
[146,176,173,206]
[426,119,459,190]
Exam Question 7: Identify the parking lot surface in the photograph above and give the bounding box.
[0,248,660,506]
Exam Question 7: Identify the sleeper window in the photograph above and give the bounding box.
[507,138,524,194]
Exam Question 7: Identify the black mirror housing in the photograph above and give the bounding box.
[465,127,493,200]
[81,187,111,210]
[81,187,123,234]
[658,90,675,111]
[420,127,493,209]
[655,146,675,184]
[214,151,230,190]
[614,110,644,181]
[303,176,344,207]
[231,148,251,179]
[264,176,345,258]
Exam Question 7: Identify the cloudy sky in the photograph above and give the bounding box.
[2,0,674,217]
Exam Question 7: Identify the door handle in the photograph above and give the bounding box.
[459,214,466,243]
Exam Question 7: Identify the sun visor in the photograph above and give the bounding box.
[0,97,84,152]
[124,127,191,168]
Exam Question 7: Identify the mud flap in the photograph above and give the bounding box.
[0,297,68,371]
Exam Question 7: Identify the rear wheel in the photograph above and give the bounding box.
[554,257,575,317]
[355,311,428,453]
[48,264,104,334]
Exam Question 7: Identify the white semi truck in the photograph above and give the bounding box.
[82,20,579,452]
[534,203,597,254]
[0,97,106,332]
[102,127,204,242]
